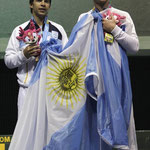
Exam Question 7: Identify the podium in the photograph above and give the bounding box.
[0,136,12,150]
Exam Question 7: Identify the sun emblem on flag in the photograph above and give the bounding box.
[46,54,87,109]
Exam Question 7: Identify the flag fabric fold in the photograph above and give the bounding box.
[91,10,132,149]
[9,10,135,150]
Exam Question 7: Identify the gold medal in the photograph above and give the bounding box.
[104,32,114,44]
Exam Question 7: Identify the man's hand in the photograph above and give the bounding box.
[23,44,41,59]
[102,14,117,33]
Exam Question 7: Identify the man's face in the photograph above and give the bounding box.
[93,0,109,7]
[30,0,50,18]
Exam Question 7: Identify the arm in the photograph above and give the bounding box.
[4,28,41,69]
[102,13,139,54]
[111,24,139,54]
[4,28,28,69]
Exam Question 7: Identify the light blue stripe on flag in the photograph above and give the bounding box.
[91,10,131,147]
[29,38,62,85]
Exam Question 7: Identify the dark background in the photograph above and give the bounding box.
[0,0,150,134]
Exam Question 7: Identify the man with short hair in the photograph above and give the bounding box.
[4,0,68,117]
[79,0,139,54]
[78,0,139,150]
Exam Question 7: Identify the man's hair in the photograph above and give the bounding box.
[29,0,52,13]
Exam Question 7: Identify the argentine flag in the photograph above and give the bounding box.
[9,10,137,150]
